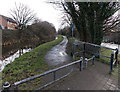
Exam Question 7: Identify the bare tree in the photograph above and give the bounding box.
[10,3,36,55]
[10,3,36,30]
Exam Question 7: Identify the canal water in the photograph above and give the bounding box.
[0,37,58,72]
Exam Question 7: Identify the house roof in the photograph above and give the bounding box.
[0,14,16,23]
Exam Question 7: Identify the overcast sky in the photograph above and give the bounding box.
[0,0,63,31]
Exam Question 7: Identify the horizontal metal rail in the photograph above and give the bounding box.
[73,48,111,59]
[35,56,95,90]
[85,51,111,58]
[73,41,117,51]
[3,55,96,91]
[35,68,73,90]
[73,51,84,56]
[73,41,118,74]
[86,42,117,51]
[14,58,83,86]
[85,56,95,61]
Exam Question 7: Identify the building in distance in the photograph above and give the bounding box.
[0,15,17,30]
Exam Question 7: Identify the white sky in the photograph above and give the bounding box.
[0,0,63,31]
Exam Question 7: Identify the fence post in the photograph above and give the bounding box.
[115,48,118,65]
[3,82,11,92]
[85,58,88,68]
[53,71,56,81]
[92,56,95,65]
[79,61,82,71]
[79,57,83,71]
[109,52,114,74]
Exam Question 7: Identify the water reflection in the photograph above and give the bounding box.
[1,38,56,72]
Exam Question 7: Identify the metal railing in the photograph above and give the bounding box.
[3,57,95,91]
[72,41,119,74]
[2,41,118,91]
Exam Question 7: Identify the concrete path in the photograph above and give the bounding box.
[45,36,71,66]
[48,61,119,90]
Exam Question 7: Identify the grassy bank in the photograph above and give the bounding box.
[99,48,113,64]
[100,49,120,65]
[2,35,63,85]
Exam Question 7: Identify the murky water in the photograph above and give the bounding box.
[0,37,58,71]
[45,36,71,66]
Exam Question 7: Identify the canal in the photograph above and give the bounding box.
[0,37,58,72]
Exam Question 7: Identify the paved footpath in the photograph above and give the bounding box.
[45,36,71,66]
[48,61,119,90]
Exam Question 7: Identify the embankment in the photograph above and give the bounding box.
[2,35,63,85]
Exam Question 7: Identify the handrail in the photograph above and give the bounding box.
[73,41,117,51]
[35,68,74,90]
[85,50,111,58]
[2,53,96,91]
[73,41,118,74]
[14,58,83,86]
[85,56,95,61]
[86,42,117,51]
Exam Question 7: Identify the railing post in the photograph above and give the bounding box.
[71,44,73,57]
[92,56,95,65]
[109,52,114,74]
[115,48,118,65]
[79,57,83,71]
[85,59,88,68]
[53,71,56,81]
[2,82,11,92]
[79,61,82,71]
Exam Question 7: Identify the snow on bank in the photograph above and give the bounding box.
[0,48,32,72]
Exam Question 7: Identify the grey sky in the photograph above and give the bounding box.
[0,0,62,31]
[1,0,119,31]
